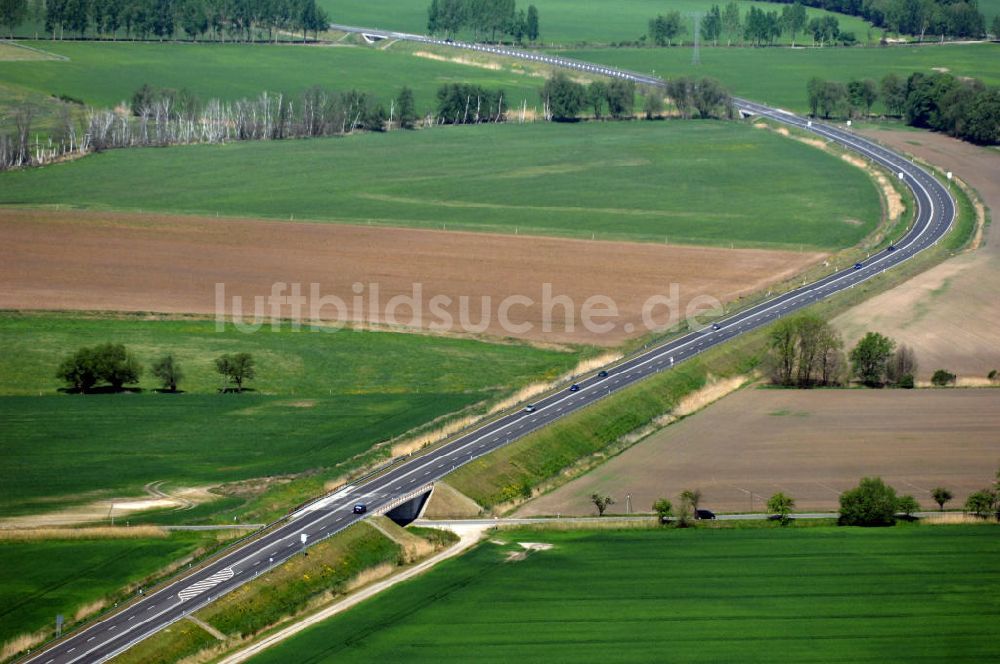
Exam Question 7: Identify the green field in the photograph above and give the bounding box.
[0,40,540,114]
[0,531,217,645]
[559,42,1000,114]
[250,525,1000,663]
[0,313,576,396]
[0,314,579,516]
[325,0,877,45]
[0,122,881,249]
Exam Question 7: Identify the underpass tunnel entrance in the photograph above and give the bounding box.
[385,486,434,526]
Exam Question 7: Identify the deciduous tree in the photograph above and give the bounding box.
[94,343,142,390]
[767,492,795,525]
[666,77,694,119]
[215,352,255,391]
[152,353,183,392]
[839,477,898,526]
[807,77,824,116]
[964,489,997,518]
[591,493,615,516]
[721,1,741,45]
[701,4,722,45]
[766,314,844,387]
[57,348,100,392]
[692,77,732,118]
[587,81,606,119]
[850,332,895,386]
[541,73,586,121]
[604,79,635,119]
[781,2,807,46]
[0,0,28,37]
[880,73,907,117]
[931,487,953,511]
[643,91,663,119]
[680,489,702,514]
[931,368,956,386]
[397,86,417,129]
[886,343,918,387]
[653,498,673,523]
[526,3,538,41]
[896,494,920,517]
[847,78,878,117]
[649,11,684,46]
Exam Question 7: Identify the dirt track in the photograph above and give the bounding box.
[0,209,823,346]
[518,388,1000,515]
[836,130,1000,382]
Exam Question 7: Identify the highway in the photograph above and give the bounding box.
[23,28,956,664]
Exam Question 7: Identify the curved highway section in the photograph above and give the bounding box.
[24,27,956,664]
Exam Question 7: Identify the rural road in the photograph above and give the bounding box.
[22,29,957,664]
[413,512,943,525]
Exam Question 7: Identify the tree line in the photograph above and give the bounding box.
[56,342,256,392]
[426,0,539,43]
[435,83,508,124]
[765,316,976,388]
[642,469,1000,528]
[650,2,851,48]
[764,316,915,388]
[0,71,735,170]
[0,82,421,170]
[540,73,732,122]
[646,0,989,49]
[0,0,329,41]
[768,0,989,40]
[806,71,1000,145]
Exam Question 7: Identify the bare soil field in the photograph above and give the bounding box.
[836,130,1000,382]
[0,209,824,346]
[518,388,1000,516]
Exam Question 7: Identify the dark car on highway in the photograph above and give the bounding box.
[695,509,716,520]
[854,262,864,270]
[597,370,609,378]
[353,504,367,514]
[569,384,580,392]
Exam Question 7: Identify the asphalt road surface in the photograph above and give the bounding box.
[23,29,956,664]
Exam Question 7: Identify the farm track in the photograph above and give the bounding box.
[21,28,956,664]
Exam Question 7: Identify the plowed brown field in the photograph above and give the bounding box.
[518,388,1000,515]
[836,129,1000,382]
[0,209,824,346]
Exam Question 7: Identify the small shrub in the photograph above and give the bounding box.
[964,489,998,519]
[897,373,915,389]
[896,495,920,519]
[931,369,957,386]
[55,93,84,105]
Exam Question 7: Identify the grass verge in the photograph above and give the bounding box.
[108,522,451,664]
